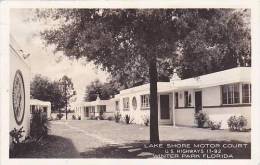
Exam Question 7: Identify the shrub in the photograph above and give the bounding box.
[9,127,25,157]
[107,116,114,121]
[207,120,222,130]
[78,116,81,120]
[194,111,209,128]
[72,115,76,120]
[99,114,106,120]
[56,113,63,120]
[124,114,134,124]
[142,115,149,126]
[114,112,121,123]
[30,111,49,140]
[89,115,95,120]
[227,115,247,131]
[9,128,41,158]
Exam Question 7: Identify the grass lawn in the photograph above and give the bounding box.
[12,120,251,159]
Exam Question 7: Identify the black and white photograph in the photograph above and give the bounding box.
[1,1,259,163]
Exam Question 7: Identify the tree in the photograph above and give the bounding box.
[35,9,249,143]
[175,9,251,79]
[84,79,119,101]
[59,75,76,120]
[30,74,65,112]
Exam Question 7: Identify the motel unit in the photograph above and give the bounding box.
[10,35,31,139]
[73,67,251,129]
[73,96,116,119]
[30,99,52,119]
[114,67,251,129]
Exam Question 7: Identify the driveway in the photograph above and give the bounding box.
[15,120,251,158]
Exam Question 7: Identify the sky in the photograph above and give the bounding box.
[10,9,110,102]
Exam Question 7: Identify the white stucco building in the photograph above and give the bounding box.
[115,67,251,129]
[72,96,116,119]
[72,67,251,129]
[30,99,52,119]
[10,35,31,139]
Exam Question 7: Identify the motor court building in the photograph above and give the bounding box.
[73,95,115,119]
[30,99,52,119]
[112,67,251,129]
[74,67,251,129]
[10,35,31,139]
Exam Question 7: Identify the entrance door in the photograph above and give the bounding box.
[195,91,202,113]
[160,95,170,119]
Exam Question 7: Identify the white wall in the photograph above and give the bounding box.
[10,46,31,140]
[118,92,173,125]
[204,106,251,129]
[175,109,195,126]
[202,86,221,106]
[174,86,251,129]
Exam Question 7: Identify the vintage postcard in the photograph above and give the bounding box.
[0,0,260,165]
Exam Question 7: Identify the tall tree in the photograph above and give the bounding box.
[84,79,119,101]
[59,75,76,120]
[30,74,65,112]
[35,9,248,143]
[176,9,251,79]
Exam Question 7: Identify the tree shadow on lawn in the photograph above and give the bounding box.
[12,135,80,158]
[80,140,251,159]
[12,136,250,159]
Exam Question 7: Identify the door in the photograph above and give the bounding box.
[195,91,202,113]
[160,95,170,119]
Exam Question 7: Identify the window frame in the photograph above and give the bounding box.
[221,83,251,105]
[132,97,137,110]
[123,97,130,110]
[184,91,192,107]
[242,83,251,104]
[141,94,150,109]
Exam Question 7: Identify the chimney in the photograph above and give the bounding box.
[170,69,181,83]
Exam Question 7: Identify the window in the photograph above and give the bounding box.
[242,84,251,103]
[222,83,240,104]
[99,105,106,112]
[174,92,179,108]
[141,95,150,109]
[184,91,191,107]
[123,97,130,110]
[30,105,36,114]
[132,97,137,110]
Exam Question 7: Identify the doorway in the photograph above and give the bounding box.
[160,95,170,119]
[195,91,202,113]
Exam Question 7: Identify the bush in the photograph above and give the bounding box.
[9,127,25,157]
[194,111,209,128]
[142,115,149,126]
[72,115,76,120]
[89,115,95,120]
[207,120,222,130]
[114,112,121,123]
[30,111,49,140]
[124,114,134,124]
[227,115,247,131]
[99,114,106,120]
[78,116,81,120]
[9,127,42,158]
[56,113,64,120]
[107,116,114,121]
